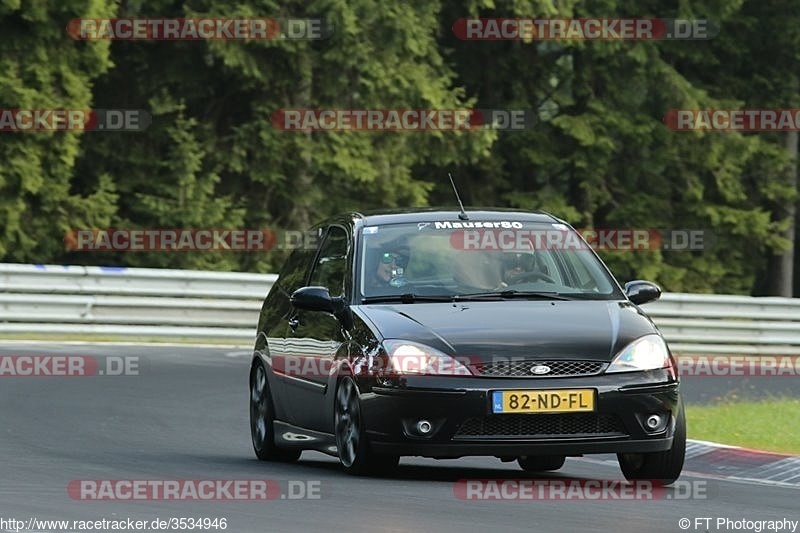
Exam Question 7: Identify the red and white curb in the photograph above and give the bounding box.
[583,440,800,487]
[682,440,800,486]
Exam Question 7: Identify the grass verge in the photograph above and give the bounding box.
[686,397,800,454]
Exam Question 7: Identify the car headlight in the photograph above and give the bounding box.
[381,340,472,376]
[606,335,672,373]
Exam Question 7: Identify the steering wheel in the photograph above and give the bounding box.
[512,271,556,284]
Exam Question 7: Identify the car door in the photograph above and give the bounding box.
[283,224,351,431]
[263,232,320,424]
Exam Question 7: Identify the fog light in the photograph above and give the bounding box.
[646,414,663,430]
[416,419,433,434]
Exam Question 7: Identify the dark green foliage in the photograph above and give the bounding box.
[1,0,797,294]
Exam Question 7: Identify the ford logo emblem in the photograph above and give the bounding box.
[531,365,551,375]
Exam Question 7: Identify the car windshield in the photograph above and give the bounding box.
[358,220,623,300]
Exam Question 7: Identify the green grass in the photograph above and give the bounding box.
[686,397,800,454]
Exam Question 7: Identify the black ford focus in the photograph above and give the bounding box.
[249,209,685,483]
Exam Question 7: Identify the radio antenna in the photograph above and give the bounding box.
[448,172,469,221]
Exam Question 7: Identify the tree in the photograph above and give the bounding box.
[432,0,791,294]
[0,0,118,263]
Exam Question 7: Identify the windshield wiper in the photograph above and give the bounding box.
[361,293,456,304]
[454,290,572,301]
[362,291,573,304]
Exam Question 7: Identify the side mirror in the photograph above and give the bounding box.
[291,286,337,312]
[624,280,662,305]
[290,286,350,324]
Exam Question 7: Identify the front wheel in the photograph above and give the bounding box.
[334,376,398,475]
[250,360,301,462]
[617,404,686,485]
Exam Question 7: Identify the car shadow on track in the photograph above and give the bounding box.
[291,456,617,484]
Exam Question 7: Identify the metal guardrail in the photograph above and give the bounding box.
[1,263,799,354]
[0,264,271,341]
[645,293,800,355]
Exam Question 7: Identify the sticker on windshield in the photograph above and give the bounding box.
[362,227,379,235]
[433,221,524,229]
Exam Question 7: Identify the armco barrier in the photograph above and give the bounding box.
[1,263,798,353]
[0,264,271,342]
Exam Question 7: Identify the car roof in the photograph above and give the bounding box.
[323,208,562,228]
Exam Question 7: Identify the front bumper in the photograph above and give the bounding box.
[359,369,680,458]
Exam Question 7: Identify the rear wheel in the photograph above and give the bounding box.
[250,360,301,462]
[517,455,566,472]
[617,404,686,485]
[335,376,399,475]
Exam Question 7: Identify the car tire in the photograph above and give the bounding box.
[617,404,686,485]
[334,376,399,475]
[517,455,566,472]
[250,360,301,462]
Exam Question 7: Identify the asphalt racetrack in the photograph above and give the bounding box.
[1,342,798,533]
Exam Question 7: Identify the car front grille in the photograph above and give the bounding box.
[453,414,626,439]
[470,360,606,378]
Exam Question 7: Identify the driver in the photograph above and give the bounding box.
[501,252,536,286]
[370,248,408,289]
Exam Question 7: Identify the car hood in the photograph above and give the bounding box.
[356,300,660,361]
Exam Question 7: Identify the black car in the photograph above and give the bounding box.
[249,209,685,483]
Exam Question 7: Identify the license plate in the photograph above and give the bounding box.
[492,389,595,414]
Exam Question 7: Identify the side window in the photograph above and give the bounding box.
[277,230,318,294]
[309,226,349,297]
[563,253,595,289]
[559,250,613,293]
